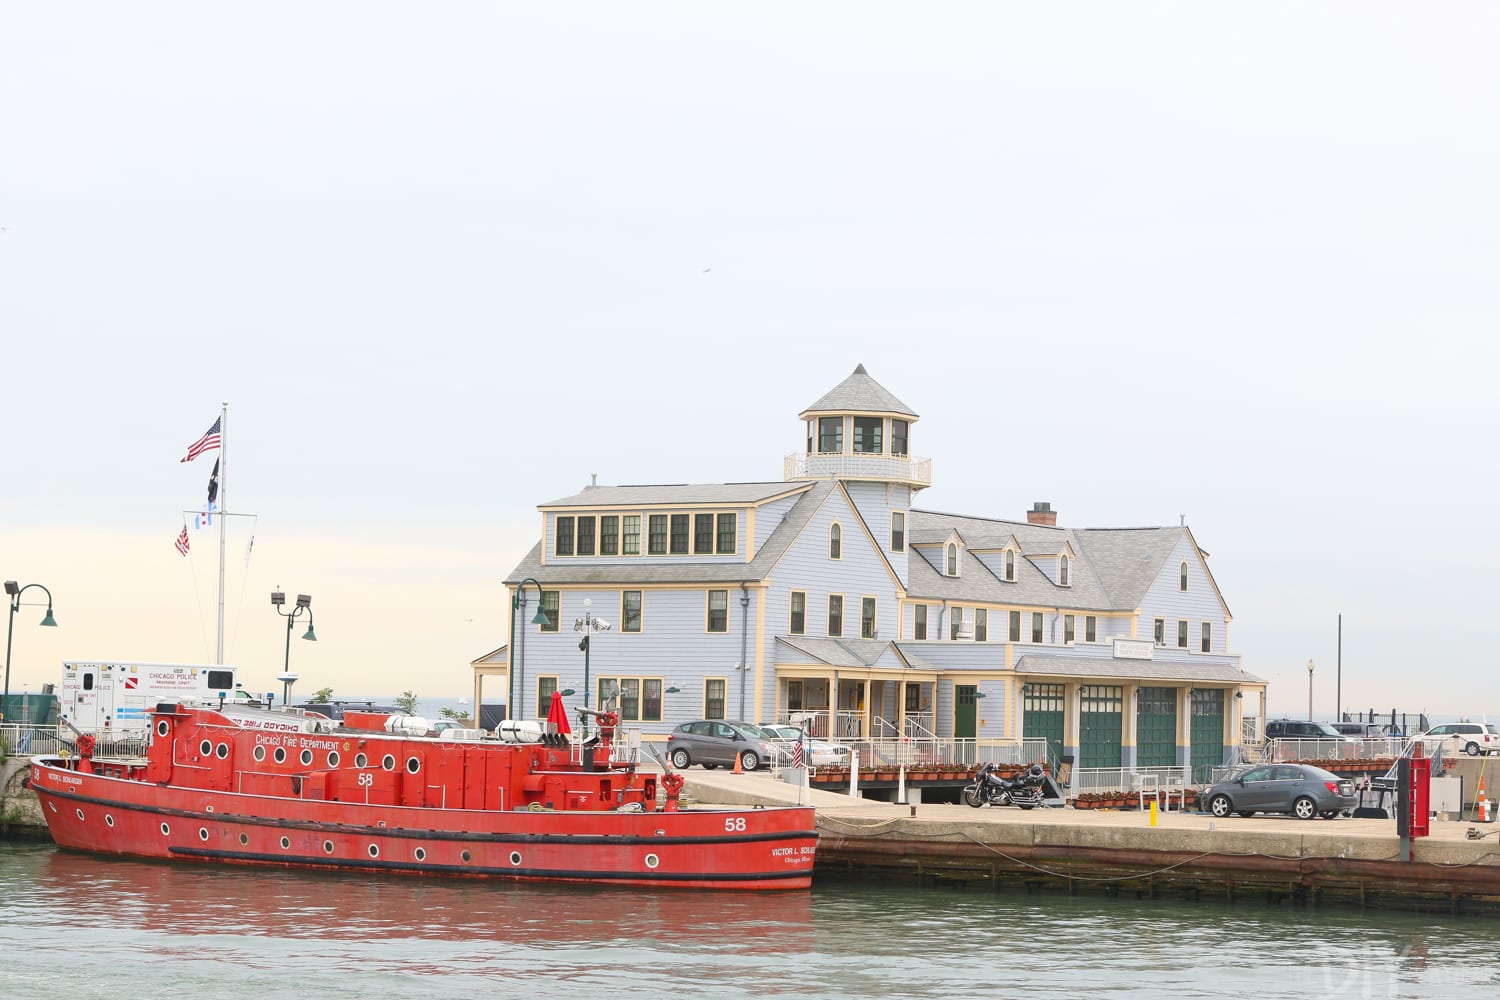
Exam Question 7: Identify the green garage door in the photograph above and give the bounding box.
[1080,685,1123,768]
[1136,687,1178,767]
[1190,688,1225,782]
[1022,683,1065,765]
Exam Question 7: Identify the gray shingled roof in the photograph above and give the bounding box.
[799,364,918,418]
[505,480,837,585]
[1016,654,1262,685]
[776,636,895,668]
[540,482,806,508]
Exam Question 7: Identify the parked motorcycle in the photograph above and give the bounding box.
[962,762,1046,809]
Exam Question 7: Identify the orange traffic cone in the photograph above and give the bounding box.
[733,751,743,775]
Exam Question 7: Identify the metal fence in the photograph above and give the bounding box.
[1,724,146,759]
[1071,765,1192,795]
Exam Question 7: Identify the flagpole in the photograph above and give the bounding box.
[216,401,228,665]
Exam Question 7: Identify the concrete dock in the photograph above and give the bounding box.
[683,768,1500,914]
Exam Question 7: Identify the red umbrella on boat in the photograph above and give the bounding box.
[546,689,571,736]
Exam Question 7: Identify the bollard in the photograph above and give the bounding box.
[1149,799,1158,827]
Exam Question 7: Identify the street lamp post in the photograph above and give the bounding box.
[574,597,611,708]
[4,581,58,725]
[508,578,547,722]
[1306,658,1315,719]
[271,591,316,708]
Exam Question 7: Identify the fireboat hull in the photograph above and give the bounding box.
[29,758,817,890]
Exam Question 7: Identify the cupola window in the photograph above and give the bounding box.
[853,417,883,454]
[818,416,843,454]
[891,420,909,456]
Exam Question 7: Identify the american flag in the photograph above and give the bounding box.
[175,527,191,555]
[791,734,804,769]
[179,417,221,463]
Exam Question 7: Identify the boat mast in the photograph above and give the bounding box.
[217,401,228,665]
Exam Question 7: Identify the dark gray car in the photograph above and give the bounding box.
[666,720,780,771]
[1201,763,1357,820]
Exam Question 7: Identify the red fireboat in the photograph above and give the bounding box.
[28,701,816,890]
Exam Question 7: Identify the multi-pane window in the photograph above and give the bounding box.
[1031,612,1043,643]
[1005,550,1015,581]
[950,606,965,640]
[1059,554,1069,586]
[705,678,727,720]
[891,419,908,456]
[540,591,559,632]
[536,675,558,719]
[670,514,690,554]
[1154,618,1165,645]
[707,590,728,633]
[1177,620,1189,648]
[1201,621,1212,652]
[975,608,988,642]
[1086,615,1097,643]
[1180,562,1189,592]
[914,604,928,640]
[595,677,662,722]
[1064,614,1075,644]
[577,516,596,556]
[818,416,843,453]
[829,524,841,559]
[789,591,806,635]
[622,591,642,633]
[555,516,575,556]
[716,513,736,554]
[828,594,843,637]
[1009,610,1021,642]
[891,511,905,552]
[861,597,876,638]
[647,515,667,555]
[694,514,714,554]
[600,515,619,555]
[623,515,641,555]
[853,417,883,453]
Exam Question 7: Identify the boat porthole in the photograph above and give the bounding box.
[199,828,209,842]
[161,822,171,836]
[461,850,471,863]
[274,747,287,764]
[216,743,229,759]
[253,745,266,762]
[368,844,379,858]
[157,720,170,738]
[300,749,313,766]
[239,833,249,845]
[327,751,340,768]
[105,814,115,828]
[323,840,335,854]
[405,756,421,774]
[206,804,214,813]
[199,739,212,756]
[355,752,368,768]
[75,808,85,821]
[414,847,426,861]
[280,836,290,849]
[645,853,660,869]
[509,851,522,866]
[382,754,396,771]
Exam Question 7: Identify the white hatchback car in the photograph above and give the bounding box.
[1416,722,1500,757]
[761,724,853,768]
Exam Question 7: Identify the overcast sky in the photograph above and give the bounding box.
[2,4,1495,719]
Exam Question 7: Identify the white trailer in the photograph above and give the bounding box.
[60,661,238,737]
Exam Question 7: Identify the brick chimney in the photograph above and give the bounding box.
[1027,501,1056,526]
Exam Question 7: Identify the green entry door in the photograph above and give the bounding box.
[955,685,977,764]
[1190,688,1225,782]
[1079,685,1123,768]
[1023,683,1065,765]
[1136,686,1178,767]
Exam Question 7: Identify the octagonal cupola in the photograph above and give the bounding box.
[785,364,931,491]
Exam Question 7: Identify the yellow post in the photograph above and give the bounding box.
[1149,799,1158,827]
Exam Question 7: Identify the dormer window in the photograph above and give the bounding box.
[818,416,843,454]
[1180,561,1189,592]
[946,543,958,577]
[1059,554,1070,586]
[829,523,842,559]
[1004,549,1015,582]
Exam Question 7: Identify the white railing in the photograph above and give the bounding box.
[784,452,932,486]
[1264,738,1405,761]
[1072,765,1192,795]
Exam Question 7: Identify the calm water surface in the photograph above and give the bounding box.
[0,843,1494,998]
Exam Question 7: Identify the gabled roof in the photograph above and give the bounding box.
[777,636,895,668]
[799,364,918,419]
[540,481,808,508]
